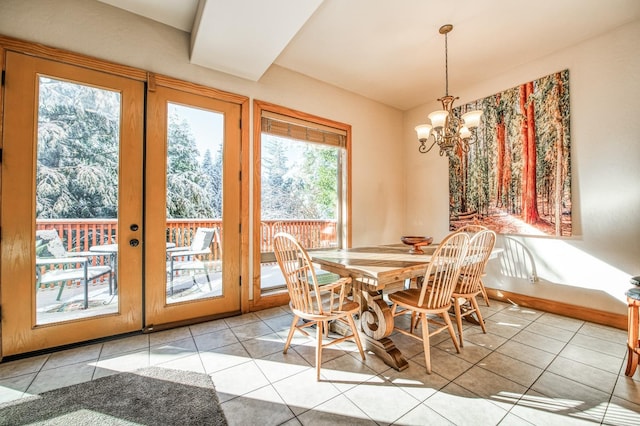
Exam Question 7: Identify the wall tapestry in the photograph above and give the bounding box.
[449,69,571,237]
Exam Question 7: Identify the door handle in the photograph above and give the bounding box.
[130,224,139,231]
[129,239,140,247]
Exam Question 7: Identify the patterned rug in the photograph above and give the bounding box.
[0,367,227,425]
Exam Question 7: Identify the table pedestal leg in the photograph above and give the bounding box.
[356,283,408,371]
[361,335,408,371]
[330,277,409,371]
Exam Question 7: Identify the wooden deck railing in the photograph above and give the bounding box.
[34,218,336,290]
[36,218,337,257]
[260,220,337,252]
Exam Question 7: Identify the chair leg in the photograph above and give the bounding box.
[82,278,89,309]
[205,270,212,291]
[283,315,299,353]
[453,298,464,347]
[191,274,198,290]
[346,314,366,361]
[170,260,175,295]
[56,281,66,301]
[470,297,487,334]
[442,311,461,354]
[627,348,640,377]
[411,311,418,332]
[316,322,323,381]
[420,313,432,374]
[627,301,640,376]
[479,279,490,306]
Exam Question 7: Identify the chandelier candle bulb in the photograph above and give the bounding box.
[462,110,483,128]
[459,126,472,139]
[428,110,449,129]
[415,124,432,141]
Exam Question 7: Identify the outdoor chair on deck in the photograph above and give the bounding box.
[273,232,365,381]
[35,229,112,309]
[389,231,469,374]
[167,227,220,295]
[451,228,496,346]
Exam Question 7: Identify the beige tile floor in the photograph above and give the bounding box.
[1,300,639,425]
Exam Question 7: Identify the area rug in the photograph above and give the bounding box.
[0,367,228,425]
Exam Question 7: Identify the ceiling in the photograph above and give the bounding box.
[97,0,640,111]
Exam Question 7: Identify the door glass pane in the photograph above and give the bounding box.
[165,103,224,304]
[35,77,120,325]
[260,134,341,292]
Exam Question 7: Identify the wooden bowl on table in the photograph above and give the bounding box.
[401,236,433,254]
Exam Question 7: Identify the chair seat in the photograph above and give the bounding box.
[292,298,360,320]
[168,249,211,258]
[169,259,222,272]
[170,259,206,272]
[452,288,480,298]
[39,265,111,285]
[388,288,421,305]
[323,299,359,315]
[389,288,451,313]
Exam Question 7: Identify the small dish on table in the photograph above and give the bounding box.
[401,236,433,254]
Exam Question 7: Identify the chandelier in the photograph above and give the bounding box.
[415,24,482,156]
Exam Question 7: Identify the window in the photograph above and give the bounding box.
[253,101,351,304]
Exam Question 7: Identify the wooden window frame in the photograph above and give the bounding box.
[251,99,352,310]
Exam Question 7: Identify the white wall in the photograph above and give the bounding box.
[404,20,640,315]
[0,0,405,248]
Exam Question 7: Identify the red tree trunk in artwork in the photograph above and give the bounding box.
[503,139,512,212]
[553,72,564,235]
[522,82,540,224]
[519,85,528,216]
[455,143,467,213]
[495,95,506,207]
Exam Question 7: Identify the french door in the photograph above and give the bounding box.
[144,83,241,325]
[0,52,241,356]
[1,52,144,355]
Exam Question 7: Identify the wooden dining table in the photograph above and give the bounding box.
[311,242,502,371]
[310,243,438,371]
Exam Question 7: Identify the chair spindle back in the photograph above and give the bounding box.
[418,232,469,308]
[273,232,323,316]
[456,229,496,295]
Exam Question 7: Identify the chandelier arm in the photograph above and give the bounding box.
[419,138,439,154]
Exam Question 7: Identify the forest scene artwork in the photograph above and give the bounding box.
[449,69,571,237]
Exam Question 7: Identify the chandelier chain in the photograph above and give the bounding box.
[444,31,448,96]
